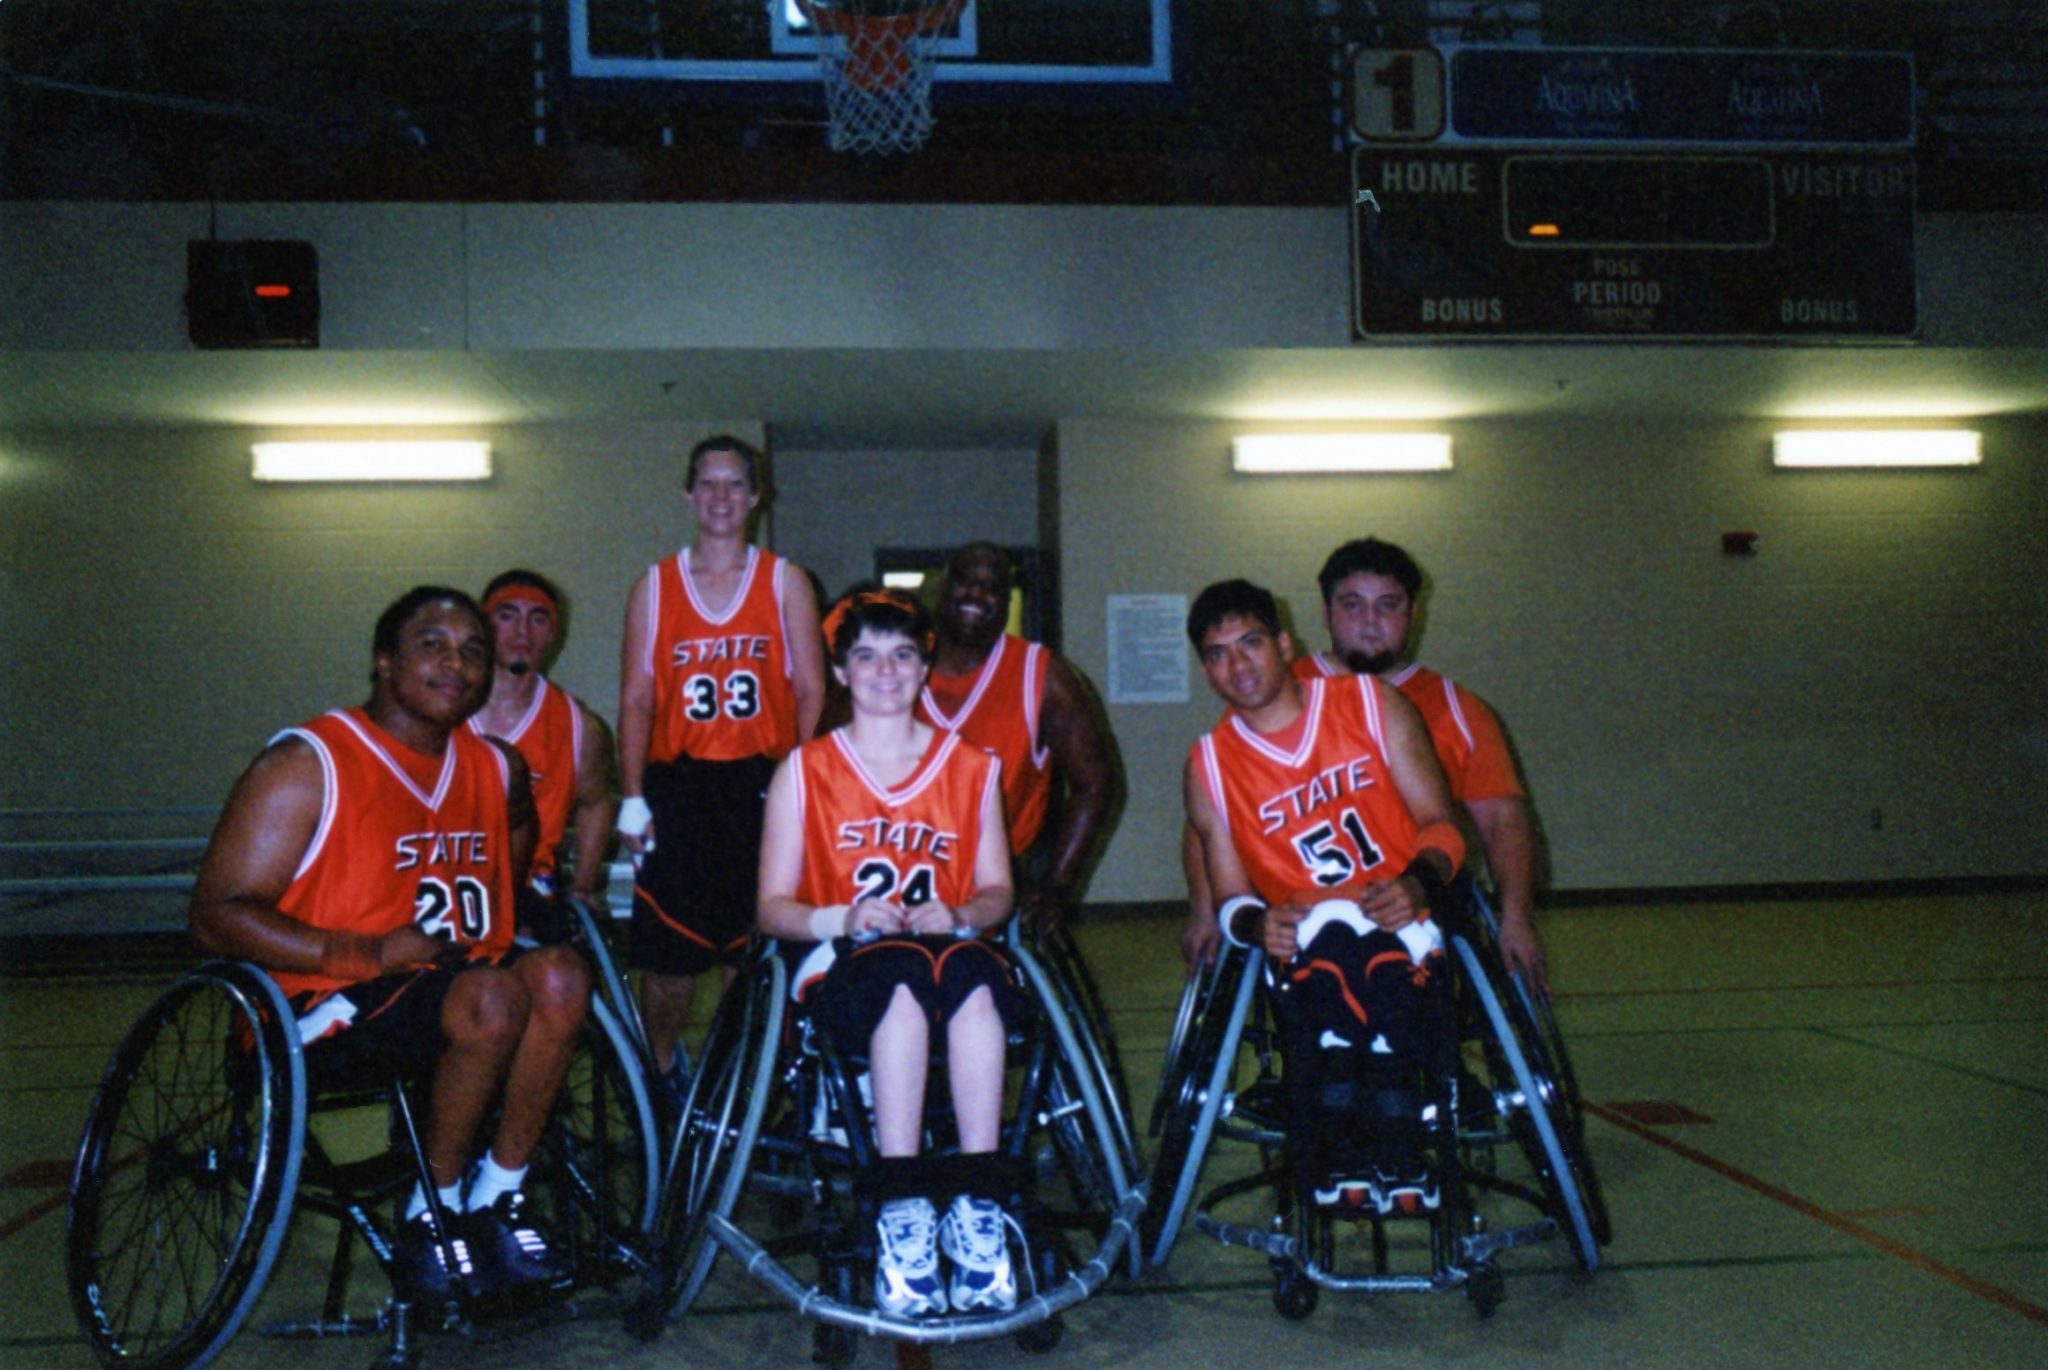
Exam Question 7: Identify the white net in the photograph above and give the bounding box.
[798,0,965,155]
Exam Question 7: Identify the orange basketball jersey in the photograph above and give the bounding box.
[1293,654,1522,804]
[918,634,1053,854]
[468,677,582,883]
[272,708,517,996]
[790,728,1000,914]
[641,546,799,764]
[1194,676,1422,906]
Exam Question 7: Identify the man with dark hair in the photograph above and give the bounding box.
[189,586,590,1300]
[1299,538,1548,990]
[919,542,1115,931]
[1181,577,1465,1211]
[471,570,619,932]
[616,435,825,1103]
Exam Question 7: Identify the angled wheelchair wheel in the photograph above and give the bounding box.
[67,962,306,1370]
[562,897,661,1078]
[1144,944,1261,1268]
[1035,923,1135,1138]
[1465,889,1612,1246]
[1449,933,1602,1271]
[533,996,661,1288]
[1150,950,1222,1139]
[1010,933,1138,1209]
[627,951,784,1337]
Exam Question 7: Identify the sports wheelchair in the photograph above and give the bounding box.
[624,925,1146,1361]
[1145,880,1608,1320]
[65,958,660,1369]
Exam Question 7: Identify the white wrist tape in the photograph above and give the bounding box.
[809,905,850,941]
[616,796,652,839]
[1217,895,1268,950]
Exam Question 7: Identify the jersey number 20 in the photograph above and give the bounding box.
[414,875,491,942]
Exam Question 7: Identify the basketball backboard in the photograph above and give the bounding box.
[567,0,1172,86]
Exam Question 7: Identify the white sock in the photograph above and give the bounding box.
[465,1152,529,1212]
[406,1181,464,1222]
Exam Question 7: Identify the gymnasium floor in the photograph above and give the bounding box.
[4,889,2044,1368]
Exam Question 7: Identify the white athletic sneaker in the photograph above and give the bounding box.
[874,1197,947,1317]
[938,1194,1017,1312]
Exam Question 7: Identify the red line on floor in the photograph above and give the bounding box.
[0,1190,67,1240]
[1582,1098,2048,1326]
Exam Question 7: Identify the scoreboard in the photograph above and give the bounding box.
[1348,46,1918,341]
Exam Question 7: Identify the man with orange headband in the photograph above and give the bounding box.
[1182,579,1465,1215]
[471,570,619,934]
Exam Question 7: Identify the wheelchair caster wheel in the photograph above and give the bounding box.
[1466,1262,1504,1319]
[1272,1270,1319,1321]
[1016,1313,1065,1353]
[812,1322,859,1365]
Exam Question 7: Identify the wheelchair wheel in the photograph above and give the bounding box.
[1035,923,1135,1142]
[1449,933,1602,1271]
[1010,934,1137,1209]
[1149,951,1219,1139]
[562,897,663,1077]
[628,952,784,1336]
[67,963,306,1370]
[1144,944,1260,1268]
[532,996,660,1287]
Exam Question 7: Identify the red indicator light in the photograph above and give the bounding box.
[254,284,292,298]
[1527,223,1561,237]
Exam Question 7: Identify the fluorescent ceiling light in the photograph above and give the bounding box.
[1771,430,1981,469]
[251,440,492,482]
[1232,433,1453,474]
[881,572,927,589]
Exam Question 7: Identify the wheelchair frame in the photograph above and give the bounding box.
[626,929,1147,1354]
[65,959,660,1370]
[1144,884,1606,1319]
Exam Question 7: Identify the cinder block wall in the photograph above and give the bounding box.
[1057,415,2048,899]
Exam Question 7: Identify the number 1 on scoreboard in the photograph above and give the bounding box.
[1352,47,1445,143]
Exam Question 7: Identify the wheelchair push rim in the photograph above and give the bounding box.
[67,962,306,1370]
[1450,933,1602,1271]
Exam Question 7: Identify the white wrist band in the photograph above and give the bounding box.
[1218,895,1268,950]
[809,906,850,941]
[616,796,652,838]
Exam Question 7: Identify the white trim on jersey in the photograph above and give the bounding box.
[770,556,794,680]
[568,684,586,772]
[1196,734,1233,847]
[1438,676,1477,751]
[919,633,1006,731]
[467,676,550,747]
[1023,642,1051,769]
[829,728,962,809]
[272,726,339,884]
[641,569,660,677]
[329,709,456,810]
[679,544,759,626]
[1353,675,1388,753]
[1228,677,1327,768]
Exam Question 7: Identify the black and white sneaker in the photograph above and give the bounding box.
[395,1209,477,1305]
[468,1190,573,1293]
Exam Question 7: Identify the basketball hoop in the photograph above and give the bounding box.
[797,0,965,155]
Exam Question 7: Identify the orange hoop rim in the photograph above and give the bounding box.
[796,0,966,45]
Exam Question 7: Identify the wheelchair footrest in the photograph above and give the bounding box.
[1464,1217,1557,1264]
[705,1188,1145,1345]
[1191,1212,1475,1296]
